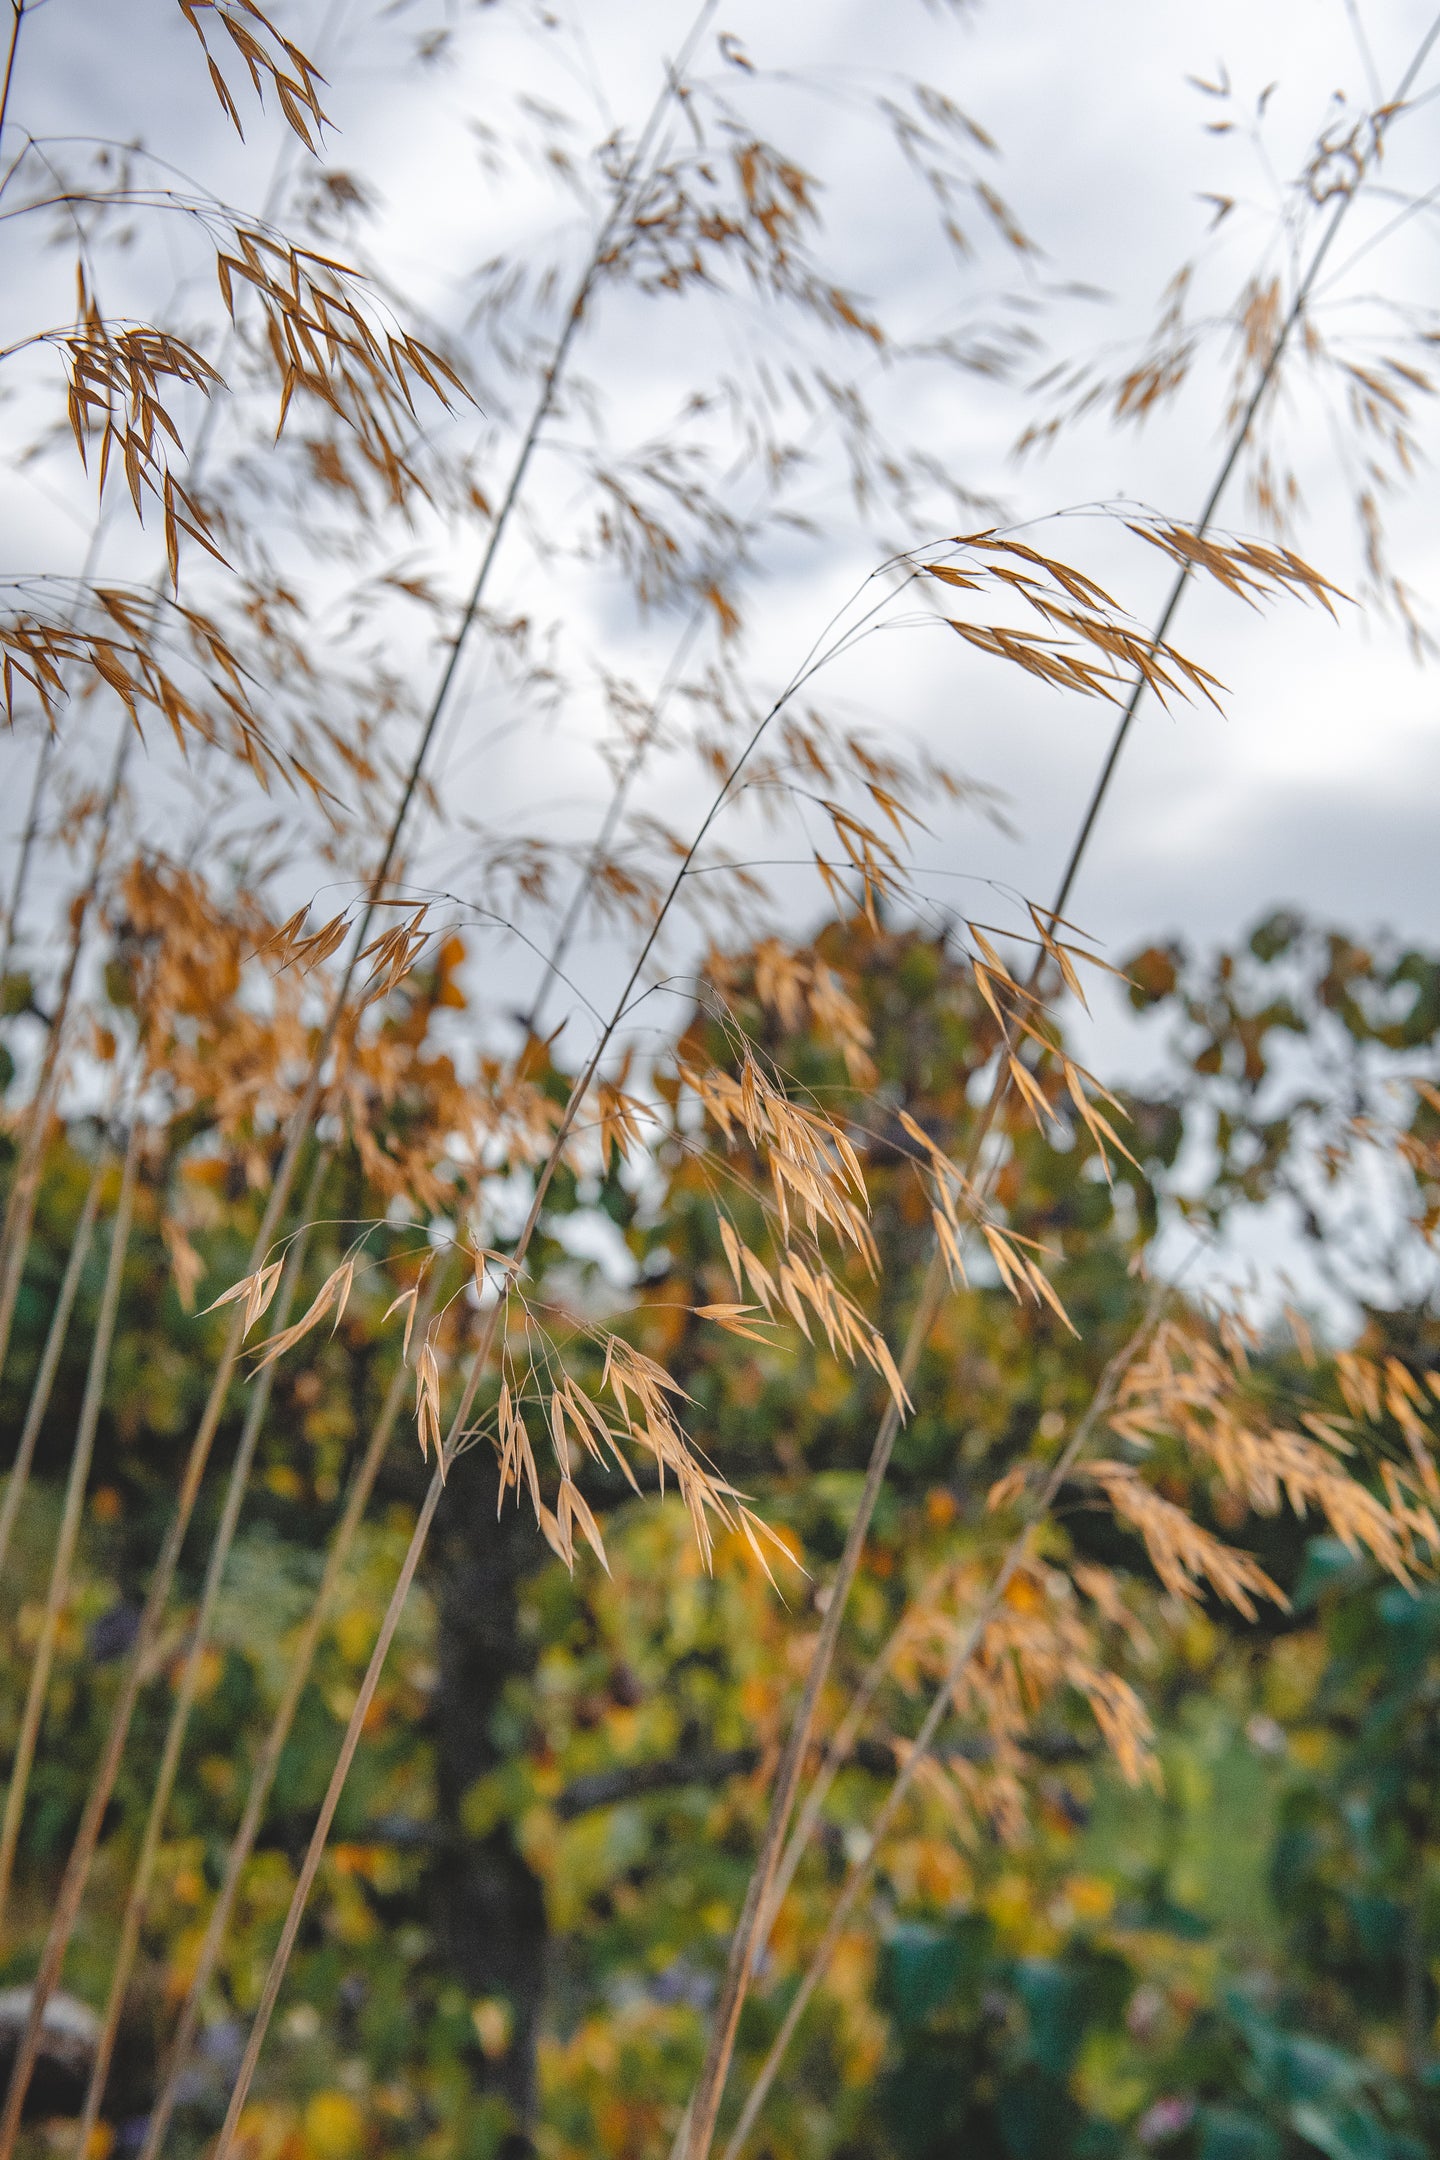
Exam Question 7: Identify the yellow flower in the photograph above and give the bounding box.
[302,2091,365,2160]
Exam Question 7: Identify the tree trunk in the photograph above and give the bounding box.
[428,1449,548,2153]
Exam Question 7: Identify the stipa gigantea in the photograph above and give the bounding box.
[194,484,1328,2149]
[0,0,372,1471]
[751,1554,956,1951]
[0,0,459,1027]
[0,2,1038,2098]
[188,54,1440,2160]
[0,8,958,2134]
[719,1274,1440,2156]
[0,44,401,2137]
[0,471,133,997]
[521,235,1021,1038]
[689,937,1440,2131]
[0,1022,133,1582]
[0,152,343,1892]
[471,904,1440,2146]
[0,494,1340,2136]
[677,33,1440,2145]
[717,1287,1174,2160]
[0,0,1041,1044]
[0,0,779,2121]
[340,0,1042,977]
[0,871,317,1960]
[1019,21,1440,658]
[0,2,1437,2144]
[0,721,128,1386]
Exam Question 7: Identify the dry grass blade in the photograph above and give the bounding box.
[176,0,329,150]
[212,220,468,502]
[721,1275,1440,2155]
[61,268,226,573]
[1081,1459,1284,1619]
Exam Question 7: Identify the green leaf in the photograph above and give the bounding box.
[881,1922,966,2030]
[1013,1958,1088,2078]
[1198,2108,1283,2160]
[1290,2100,1394,2160]
[996,2073,1084,2160]
[1293,1537,1372,1612]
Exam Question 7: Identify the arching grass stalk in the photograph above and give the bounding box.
[0,726,52,995]
[0,6,726,2133]
[0,1,27,151]
[0,1109,322,2141]
[0,0,354,1377]
[755,1563,948,1948]
[0,478,119,1008]
[719,1297,1168,2160]
[72,1144,332,2147]
[0,1140,109,1577]
[525,600,711,1038]
[204,514,923,2160]
[525,259,974,1040]
[675,1242,948,2160]
[675,33,1440,2152]
[135,1262,446,2160]
[0,1118,139,1943]
[0,719,129,1390]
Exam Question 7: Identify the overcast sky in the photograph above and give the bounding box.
[349,0,1440,974]
[14,2,1439,925]
[6,0,1440,1304]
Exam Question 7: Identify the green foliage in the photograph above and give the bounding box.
[3,912,1440,2158]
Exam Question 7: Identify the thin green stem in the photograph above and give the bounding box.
[0,1242,263,2146]
[0,0,351,1362]
[757,1565,944,1947]
[209,1292,501,2160]
[677,1244,945,2159]
[1048,12,1440,934]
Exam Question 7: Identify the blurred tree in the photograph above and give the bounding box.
[3,906,1440,2160]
